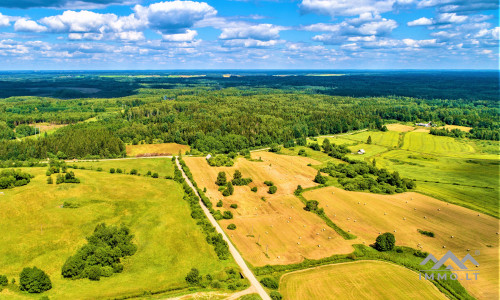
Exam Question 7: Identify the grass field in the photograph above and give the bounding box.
[72,157,175,178]
[309,136,358,146]
[303,186,499,300]
[0,167,235,299]
[401,132,476,155]
[280,261,447,300]
[376,150,499,217]
[346,143,389,160]
[344,131,400,148]
[184,152,354,266]
[126,143,190,157]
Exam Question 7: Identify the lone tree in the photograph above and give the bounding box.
[185,268,201,285]
[304,200,319,212]
[375,232,396,251]
[367,135,372,144]
[314,170,327,184]
[19,267,52,293]
[268,185,277,194]
[216,171,227,186]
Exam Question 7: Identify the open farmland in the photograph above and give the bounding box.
[303,186,499,300]
[385,123,416,132]
[126,143,190,157]
[343,130,400,148]
[0,167,235,299]
[184,152,354,266]
[401,132,476,155]
[72,157,176,178]
[280,261,447,300]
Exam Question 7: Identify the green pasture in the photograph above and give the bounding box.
[0,167,234,299]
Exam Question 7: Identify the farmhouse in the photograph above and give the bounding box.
[416,121,432,127]
[357,149,365,155]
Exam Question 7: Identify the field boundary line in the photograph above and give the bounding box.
[174,157,271,300]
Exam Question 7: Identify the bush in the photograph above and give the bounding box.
[227,224,237,230]
[185,268,201,285]
[110,168,115,173]
[216,200,223,207]
[251,186,257,192]
[230,204,238,209]
[85,265,101,281]
[269,143,281,153]
[222,211,233,219]
[304,200,319,212]
[208,155,234,167]
[375,232,396,251]
[152,173,159,178]
[298,149,307,156]
[100,266,114,277]
[47,177,53,184]
[270,291,283,300]
[130,169,138,175]
[314,170,327,184]
[19,267,52,293]
[116,168,123,173]
[268,185,277,194]
[216,171,227,186]
[418,229,435,237]
[264,181,274,186]
[260,277,278,289]
[96,167,102,172]
[0,275,8,286]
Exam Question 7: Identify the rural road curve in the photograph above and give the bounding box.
[175,157,271,300]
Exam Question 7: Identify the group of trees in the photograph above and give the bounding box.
[207,155,234,167]
[61,223,137,281]
[321,161,415,194]
[184,267,248,290]
[430,127,499,141]
[0,169,33,189]
[216,170,252,196]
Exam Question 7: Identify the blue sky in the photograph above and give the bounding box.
[0,0,497,69]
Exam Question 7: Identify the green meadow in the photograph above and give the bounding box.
[0,166,236,299]
[292,127,499,218]
[71,157,175,178]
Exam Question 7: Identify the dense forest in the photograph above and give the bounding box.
[0,72,497,160]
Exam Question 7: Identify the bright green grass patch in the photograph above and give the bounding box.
[0,168,235,299]
[72,157,175,178]
[279,146,344,168]
[346,143,389,160]
[377,150,499,218]
[473,140,500,155]
[401,132,476,155]
[345,131,400,148]
[309,136,358,146]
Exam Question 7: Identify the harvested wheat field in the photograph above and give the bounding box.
[385,123,415,132]
[303,186,499,300]
[280,261,447,300]
[438,125,472,132]
[184,152,353,266]
[126,143,190,157]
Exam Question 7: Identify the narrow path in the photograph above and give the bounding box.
[174,157,271,300]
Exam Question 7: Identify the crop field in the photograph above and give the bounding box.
[303,186,499,300]
[385,123,416,132]
[72,157,175,178]
[438,125,472,132]
[0,167,234,299]
[126,143,190,157]
[184,152,354,266]
[401,132,476,155]
[344,131,400,148]
[280,261,447,300]
[376,150,499,217]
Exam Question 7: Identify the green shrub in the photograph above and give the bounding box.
[314,170,327,184]
[251,186,257,192]
[109,168,115,173]
[222,211,233,219]
[19,267,52,293]
[0,275,8,286]
[185,268,201,285]
[260,277,278,289]
[216,200,223,207]
[264,181,274,186]
[230,204,238,209]
[216,171,227,186]
[418,229,435,237]
[375,232,396,251]
[130,169,138,175]
[152,172,159,178]
[270,291,283,300]
[227,224,237,230]
[268,185,277,194]
[116,168,123,173]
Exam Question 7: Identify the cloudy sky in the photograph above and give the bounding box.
[0,0,497,69]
